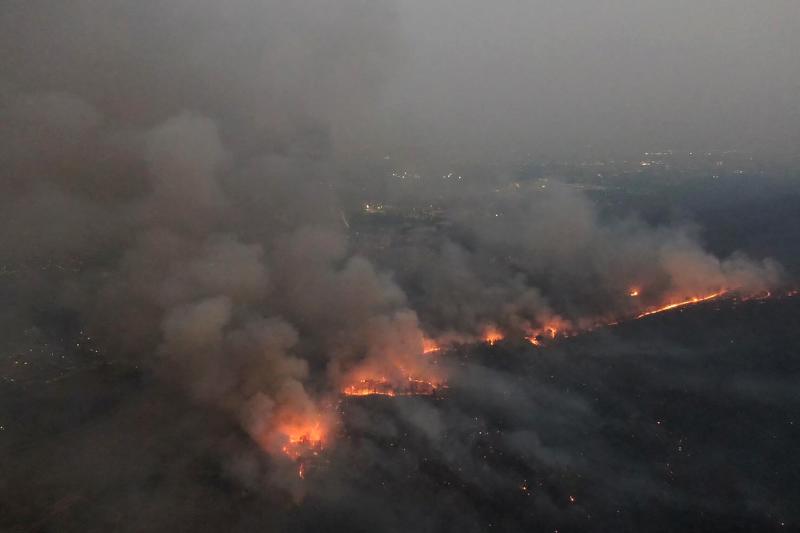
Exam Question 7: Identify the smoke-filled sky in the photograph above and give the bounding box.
[2,2,800,532]
[386,0,800,159]
[3,1,800,163]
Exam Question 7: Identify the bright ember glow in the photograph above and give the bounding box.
[260,286,786,475]
[483,326,504,345]
[342,375,441,397]
[343,377,396,396]
[422,338,441,354]
[525,327,558,346]
[635,291,726,319]
[276,418,326,460]
[525,317,571,346]
[341,336,448,398]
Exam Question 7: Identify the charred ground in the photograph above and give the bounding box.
[3,294,798,532]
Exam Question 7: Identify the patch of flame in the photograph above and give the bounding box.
[422,338,441,354]
[342,377,395,397]
[635,291,726,319]
[525,317,570,346]
[629,288,640,297]
[276,418,326,461]
[483,326,504,345]
[526,328,558,346]
[342,375,442,397]
[527,336,542,346]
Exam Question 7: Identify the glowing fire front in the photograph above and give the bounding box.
[254,286,791,478]
[482,327,504,345]
[342,375,443,397]
[635,291,726,319]
[277,419,326,460]
[525,326,558,346]
[264,414,330,480]
[422,338,442,354]
[477,290,740,347]
[251,404,331,464]
[341,336,448,398]
[525,317,571,346]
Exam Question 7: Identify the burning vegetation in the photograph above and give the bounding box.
[341,376,441,397]
[482,326,504,345]
[635,291,727,319]
[454,287,785,353]
[422,338,442,354]
[340,350,447,398]
[278,421,326,461]
[267,284,794,480]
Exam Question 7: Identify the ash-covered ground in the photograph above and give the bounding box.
[3,295,798,532]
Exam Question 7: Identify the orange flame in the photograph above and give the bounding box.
[525,317,571,346]
[629,288,640,297]
[482,326,504,345]
[422,338,441,354]
[341,333,448,398]
[342,377,396,397]
[525,329,555,345]
[635,291,726,319]
[342,375,442,397]
[274,417,327,461]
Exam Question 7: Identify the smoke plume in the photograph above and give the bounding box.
[0,1,791,520]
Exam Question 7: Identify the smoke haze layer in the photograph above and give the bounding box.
[1,1,798,531]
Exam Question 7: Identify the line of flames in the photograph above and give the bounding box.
[634,290,727,319]
[342,376,443,397]
[278,287,796,472]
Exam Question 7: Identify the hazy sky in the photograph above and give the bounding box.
[2,1,799,163]
[380,0,800,159]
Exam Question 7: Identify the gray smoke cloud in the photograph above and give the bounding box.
[374,182,782,341]
[0,0,426,484]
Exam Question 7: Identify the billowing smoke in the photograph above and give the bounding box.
[0,0,428,485]
[381,183,782,340]
[0,0,789,513]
